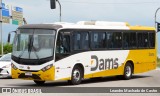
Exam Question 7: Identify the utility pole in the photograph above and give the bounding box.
[0,0,3,55]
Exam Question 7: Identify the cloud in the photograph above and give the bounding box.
[2,0,160,54]
[4,0,160,25]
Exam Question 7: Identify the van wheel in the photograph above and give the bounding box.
[34,80,45,85]
[123,62,133,80]
[69,66,83,85]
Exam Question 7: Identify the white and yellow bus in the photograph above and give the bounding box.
[9,21,157,85]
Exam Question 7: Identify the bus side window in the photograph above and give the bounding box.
[112,32,122,49]
[91,32,106,49]
[73,32,89,50]
[107,33,113,48]
[81,32,89,50]
[138,33,143,48]
[149,32,155,48]
[55,32,71,61]
[123,33,129,49]
[91,32,98,48]
[63,35,70,53]
[56,33,64,53]
[56,32,70,54]
[73,32,81,50]
[143,33,149,48]
[138,32,149,48]
[129,32,137,48]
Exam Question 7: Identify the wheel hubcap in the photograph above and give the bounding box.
[73,69,80,81]
[125,66,131,77]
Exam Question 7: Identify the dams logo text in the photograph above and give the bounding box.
[91,55,119,71]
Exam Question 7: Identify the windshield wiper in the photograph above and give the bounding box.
[18,35,33,61]
[18,47,27,62]
[28,36,32,59]
[29,37,40,60]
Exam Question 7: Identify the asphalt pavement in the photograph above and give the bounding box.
[0,69,159,96]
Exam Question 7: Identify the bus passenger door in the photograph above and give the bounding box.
[54,31,72,80]
[55,31,71,61]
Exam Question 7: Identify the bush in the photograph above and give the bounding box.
[0,43,13,54]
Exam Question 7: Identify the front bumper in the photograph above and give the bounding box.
[11,66,55,81]
[0,68,11,77]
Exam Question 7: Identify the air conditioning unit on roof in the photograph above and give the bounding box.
[77,21,129,26]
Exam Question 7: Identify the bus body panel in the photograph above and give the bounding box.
[54,50,129,80]
[126,49,156,74]
[54,49,156,80]
[10,22,157,83]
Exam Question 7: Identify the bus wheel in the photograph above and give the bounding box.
[69,66,83,85]
[34,80,45,85]
[123,63,133,80]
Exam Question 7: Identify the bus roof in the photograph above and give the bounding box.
[18,24,62,30]
[18,21,155,31]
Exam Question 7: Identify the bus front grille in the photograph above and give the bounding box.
[18,73,41,80]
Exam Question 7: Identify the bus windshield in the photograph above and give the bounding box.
[12,29,56,60]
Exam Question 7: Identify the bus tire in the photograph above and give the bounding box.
[69,66,83,85]
[123,62,133,80]
[34,80,45,85]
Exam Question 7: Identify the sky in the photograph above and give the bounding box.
[1,0,160,56]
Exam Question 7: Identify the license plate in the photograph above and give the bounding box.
[25,72,32,76]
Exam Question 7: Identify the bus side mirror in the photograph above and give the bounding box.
[50,0,56,9]
[8,33,11,43]
[8,31,17,44]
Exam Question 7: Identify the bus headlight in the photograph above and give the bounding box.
[11,63,18,70]
[41,64,53,72]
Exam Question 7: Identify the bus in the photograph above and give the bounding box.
[9,21,157,85]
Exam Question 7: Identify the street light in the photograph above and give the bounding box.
[56,0,61,22]
[50,0,62,22]
[155,7,160,32]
